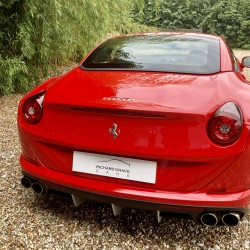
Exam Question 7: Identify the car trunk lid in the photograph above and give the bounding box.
[29,68,246,191]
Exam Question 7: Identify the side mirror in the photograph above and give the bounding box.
[241,56,250,68]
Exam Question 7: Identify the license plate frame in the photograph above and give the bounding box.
[73,151,157,184]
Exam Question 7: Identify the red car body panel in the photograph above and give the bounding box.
[18,32,250,226]
[20,155,250,208]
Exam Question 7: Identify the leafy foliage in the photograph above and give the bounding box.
[132,0,250,48]
[0,0,145,95]
[201,0,250,48]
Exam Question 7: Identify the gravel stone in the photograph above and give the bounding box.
[242,220,249,225]
[0,50,250,249]
[197,242,205,247]
[75,233,83,237]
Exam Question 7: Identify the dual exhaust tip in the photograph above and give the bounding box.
[201,212,240,227]
[21,176,45,194]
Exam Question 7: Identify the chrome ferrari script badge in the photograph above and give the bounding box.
[103,97,134,102]
[109,123,120,140]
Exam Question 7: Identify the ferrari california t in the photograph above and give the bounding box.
[18,32,250,227]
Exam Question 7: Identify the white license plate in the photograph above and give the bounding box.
[73,151,156,184]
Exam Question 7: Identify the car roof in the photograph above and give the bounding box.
[107,31,221,41]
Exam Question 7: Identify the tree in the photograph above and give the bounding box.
[133,0,250,48]
[0,0,145,95]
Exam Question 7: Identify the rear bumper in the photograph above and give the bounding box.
[20,155,250,225]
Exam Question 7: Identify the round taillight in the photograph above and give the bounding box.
[23,92,45,124]
[207,102,243,146]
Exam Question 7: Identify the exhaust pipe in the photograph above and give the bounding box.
[21,176,31,188]
[222,213,240,227]
[31,182,45,194]
[200,213,218,227]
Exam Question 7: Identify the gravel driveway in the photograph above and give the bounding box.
[1,51,250,250]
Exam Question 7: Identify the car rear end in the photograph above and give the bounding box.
[18,33,250,226]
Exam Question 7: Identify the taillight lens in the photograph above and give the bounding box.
[207,102,243,146]
[22,92,45,124]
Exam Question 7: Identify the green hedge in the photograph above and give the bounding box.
[132,0,250,49]
[0,0,145,95]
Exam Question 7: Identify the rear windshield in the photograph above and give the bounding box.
[81,34,220,74]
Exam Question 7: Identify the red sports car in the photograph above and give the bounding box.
[18,32,250,227]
